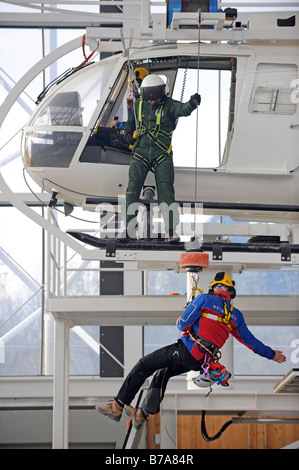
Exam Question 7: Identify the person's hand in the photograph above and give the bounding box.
[110,119,120,128]
[272,350,286,363]
[190,93,201,107]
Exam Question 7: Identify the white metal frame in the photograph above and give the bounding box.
[0,1,299,449]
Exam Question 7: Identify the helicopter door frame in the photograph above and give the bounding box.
[96,66,129,128]
[67,54,127,171]
[132,54,236,169]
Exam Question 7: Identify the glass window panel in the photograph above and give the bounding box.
[234,326,299,375]
[31,60,118,128]
[23,130,83,168]
[233,270,299,296]
[250,63,298,115]
[69,326,100,376]
[0,208,43,376]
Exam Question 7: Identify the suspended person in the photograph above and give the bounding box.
[96,272,286,430]
[120,74,201,241]
[110,67,150,130]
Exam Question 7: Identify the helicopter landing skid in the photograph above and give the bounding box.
[67,231,189,251]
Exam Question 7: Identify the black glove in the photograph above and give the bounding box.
[190,93,201,107]
[125,132,136,145]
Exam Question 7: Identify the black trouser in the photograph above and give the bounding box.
[116,340,203,415]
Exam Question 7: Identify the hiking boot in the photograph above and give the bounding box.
[125,406,147,430]
[96,399,123,422]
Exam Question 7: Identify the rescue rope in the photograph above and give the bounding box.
[184,271,203,308]
[194,12,201,239]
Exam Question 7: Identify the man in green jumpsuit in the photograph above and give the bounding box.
[123,74,201,241]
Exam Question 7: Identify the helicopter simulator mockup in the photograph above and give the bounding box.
[19,7,299,247]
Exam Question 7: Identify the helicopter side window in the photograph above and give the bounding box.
[249,63,298,115]
[49,92,82,126]
[34,91,83,127]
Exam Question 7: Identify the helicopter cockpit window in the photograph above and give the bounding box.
[23,60,117,168]
[34,92,83,127]
[23,131,83,168]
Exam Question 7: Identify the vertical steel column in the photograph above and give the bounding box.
[123,263,143,377]
[52,318,70,449]
[100,261,124,377]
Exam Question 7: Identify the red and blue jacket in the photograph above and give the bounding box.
[176,291,275,362]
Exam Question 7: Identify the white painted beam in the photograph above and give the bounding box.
[0,375,298,415]
[47,295,299,326]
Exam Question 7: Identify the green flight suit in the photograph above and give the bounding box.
[124,96,197,235]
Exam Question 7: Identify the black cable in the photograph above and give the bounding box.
[201,410,233,442]
[22,168,100,224]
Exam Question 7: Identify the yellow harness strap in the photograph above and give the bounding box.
[135,99,173,157]
[201,301,234,331]
[223,301,233,326]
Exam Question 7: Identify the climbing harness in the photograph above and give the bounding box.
[222,299,234,327]
[131,99,173,171]
[201,300,234,331]
[187,331,220,359]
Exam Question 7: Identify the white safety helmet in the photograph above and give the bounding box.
[140,74,166,101]
[192,370,215,388]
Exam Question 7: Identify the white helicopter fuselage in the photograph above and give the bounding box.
[21,28,299,223]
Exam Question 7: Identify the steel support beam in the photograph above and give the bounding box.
[52,318,70,449]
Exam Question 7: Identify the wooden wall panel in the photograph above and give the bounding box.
[176,415,299,449]
[265,416,299,449]
[177,415,249,449]
[147,413,161,449]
